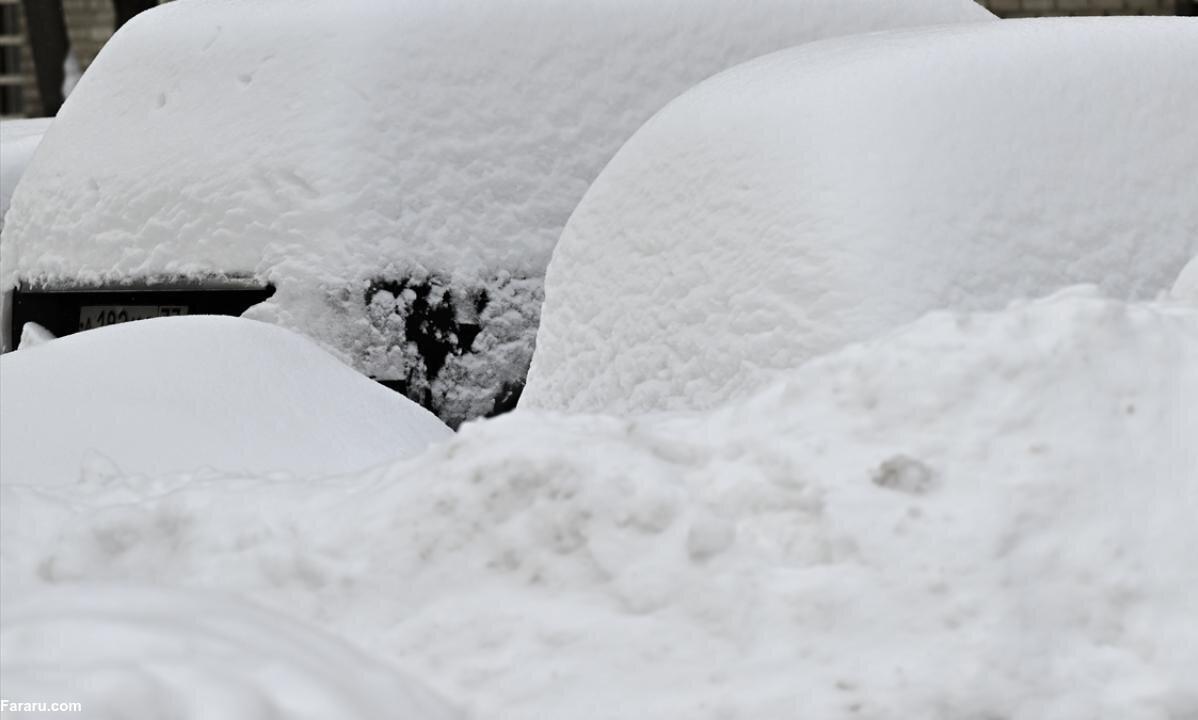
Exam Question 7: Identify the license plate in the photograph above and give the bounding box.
[78,305,188,330]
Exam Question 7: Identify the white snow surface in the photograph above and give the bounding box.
[0,0,991,368]
[0,118,52,232]
[3,288,1195,719]
[0,585,462,719]
[525,18,1198,415]
[0,316,450,486]
[15,321,54,349]
[1173,256,1198,304]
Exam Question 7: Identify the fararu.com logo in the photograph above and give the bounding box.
[1,699,83,714]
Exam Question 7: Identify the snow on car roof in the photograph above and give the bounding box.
[0,118,52,233]
[524,17,1198,415]
[0,0,991,352]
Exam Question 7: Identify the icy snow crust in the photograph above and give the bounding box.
[0,0,993,421]
[525,18,1198,415]
[0,316,450,486]
[4,289,1196,718]
[0,586,462,720]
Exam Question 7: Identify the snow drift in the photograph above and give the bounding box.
[4,288,1196,719]
[0,0,993,422]
[0,316,450,486]
[0,585,462,719]
[1174,256,1198,304]
[524,18,1198,415]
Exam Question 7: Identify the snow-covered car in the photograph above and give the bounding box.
[0,118,52,233]
[0,0,992,425]
[524,17,1198,415]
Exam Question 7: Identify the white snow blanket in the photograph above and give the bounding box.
[525,18,1198,415]
[0,0,993,421]
[0,316,450,486]
[0,118,52,232]
[0,585,461,719]
[3,288,1196,719]
[1173,256,1198,304]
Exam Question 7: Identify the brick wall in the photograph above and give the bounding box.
[979,0,1180,16]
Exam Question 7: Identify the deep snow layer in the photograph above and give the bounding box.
[525,18,1198,415]
[0,316,450,486]
[0,0,992,385]
[0,118,51,232]
[0,586,462,719]
[3,289,1195,719]
[1174,256,1198,304]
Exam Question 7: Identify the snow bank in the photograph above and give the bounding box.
[0,118,51,232]
[1173,256,1198,304]
[5,289,1195,719]
[0,585,461,719]
[0,0,993,420]
[0,316,449,486]
[525,18,1198,414]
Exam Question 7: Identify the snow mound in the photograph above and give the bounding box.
[5,289,1195,718]
[0,316,450,486]
[0,118,51,232]
[0,585,461,720]
[525,18,1198,415]
[1173,256,1198,304]
[0,0,993,418]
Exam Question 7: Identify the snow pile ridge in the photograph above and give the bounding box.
[0,315,451,486]
[4,289,1195,719]
[525,18,1198,415]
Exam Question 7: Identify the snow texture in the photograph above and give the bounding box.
[4,288,1195,719]
[0,0,993,420]
[1173,256,1198,304]
[0,118,51,233]
[0,585,462,719]
[0,316,450,486]
[16,321,54,349]
[525,18,1198,415]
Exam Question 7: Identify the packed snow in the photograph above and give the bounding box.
[1173,256,1198,304]
[3,287,1195,719]
[2,8,1192,718]
[524,18,1198,415]
[0,0,993,420]
[0,586,462,720]
[0,316,450,487]
[0,118,52,232]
